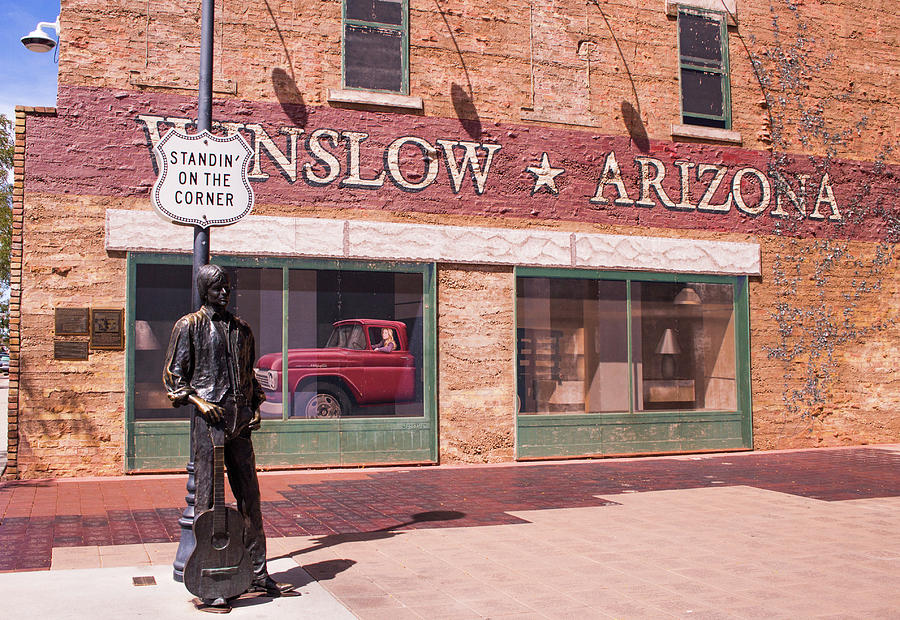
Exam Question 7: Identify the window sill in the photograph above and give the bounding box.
[666,0,737,24]
[671,124,742,146]
[327,89,424,111]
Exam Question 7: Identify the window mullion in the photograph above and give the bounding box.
[681,60,725,73]
[281,266,289,421]
[343,18,404,31]
[626,278,634,415]
[720,17,732,130]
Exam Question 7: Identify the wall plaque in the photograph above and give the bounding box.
[91,308,125,350]
[55,308,90,336]
[54,340,89,360]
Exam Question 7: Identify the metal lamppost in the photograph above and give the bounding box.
[173,0,214,582]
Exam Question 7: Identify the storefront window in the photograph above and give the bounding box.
[516,274,738,415]
[132,259,426,422]
[132,264,282,421]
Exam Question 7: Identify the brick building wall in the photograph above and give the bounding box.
[6,0,898,477]
[55,0,897,159]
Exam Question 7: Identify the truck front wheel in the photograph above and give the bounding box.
[296,382,351,418]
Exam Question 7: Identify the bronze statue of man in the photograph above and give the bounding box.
[163,264,290,608]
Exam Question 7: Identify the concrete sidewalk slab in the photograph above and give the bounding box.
[0,557,356,619]
[290,486,900,619]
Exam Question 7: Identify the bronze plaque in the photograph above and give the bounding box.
[55,308,90,336]
[54,340,89,360]
[91,308,125,350]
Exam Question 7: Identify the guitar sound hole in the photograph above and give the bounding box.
[212,533,230,550]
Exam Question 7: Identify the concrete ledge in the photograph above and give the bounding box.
[327,88,424,111]
[672,123,743,145]
[348,220,573,267]
[105,210,344,257]
[574,233,759,275]
[106,209,760,276]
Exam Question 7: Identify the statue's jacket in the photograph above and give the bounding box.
[164,304,266,437]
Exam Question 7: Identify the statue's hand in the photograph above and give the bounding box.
[188,395,225,423]
[248,408,262,431]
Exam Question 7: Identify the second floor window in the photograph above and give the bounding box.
[678,7,731,128]
[343,0,408,94]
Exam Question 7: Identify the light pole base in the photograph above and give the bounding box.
[172,459,196,582]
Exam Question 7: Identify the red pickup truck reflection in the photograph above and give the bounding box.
[254,319,415,418]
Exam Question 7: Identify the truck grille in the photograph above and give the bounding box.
[254,369,276,391]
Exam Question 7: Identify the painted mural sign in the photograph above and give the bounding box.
[137,114,841,224]
[25,85,893,243]
[152,129,254,228]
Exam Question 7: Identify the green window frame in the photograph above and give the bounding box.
[342,0,409,95]
[514,267,752,458]
[678,7,732,129]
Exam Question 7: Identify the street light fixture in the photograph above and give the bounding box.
[21,15,60,53]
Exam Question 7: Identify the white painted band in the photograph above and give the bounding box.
[105,209,761,276]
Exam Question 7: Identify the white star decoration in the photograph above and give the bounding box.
[526,152,564,195]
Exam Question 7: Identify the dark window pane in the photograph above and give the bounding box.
[346,0,403,26]
[681,68,724,118]
[679,12,722,67]
[344,24,403,92]
[228,268,284,419]
[134,263,192,420]
[683,115,728,129]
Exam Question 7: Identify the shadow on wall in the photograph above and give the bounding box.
[272,68,308,128]
[12,368,106,477]
[451,83,482,140]
[621,101,649,152]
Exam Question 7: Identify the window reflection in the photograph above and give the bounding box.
[132,264,282,421]
[632,282,736,411]
[516,276,737,415]
[133,263,191,420]
[228,268,283,419]
[281,269,425,419]
[133,263,425,422]
[517,277,628,414]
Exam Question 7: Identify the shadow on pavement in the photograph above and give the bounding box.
[274,510,465,563]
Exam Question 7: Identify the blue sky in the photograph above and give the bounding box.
[0,0,60,123]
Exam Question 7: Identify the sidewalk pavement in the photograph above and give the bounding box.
[2,444,900,619]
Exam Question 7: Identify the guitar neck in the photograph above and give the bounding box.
[213,444,226,535]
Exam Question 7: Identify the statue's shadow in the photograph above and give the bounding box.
[229,510,465,608]
[272,509,465,579]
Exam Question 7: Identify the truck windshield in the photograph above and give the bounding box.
[326,324,367,350]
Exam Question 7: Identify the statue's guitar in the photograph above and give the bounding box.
[184,428,253,602]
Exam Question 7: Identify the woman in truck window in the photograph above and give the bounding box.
[373,328,396,353]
